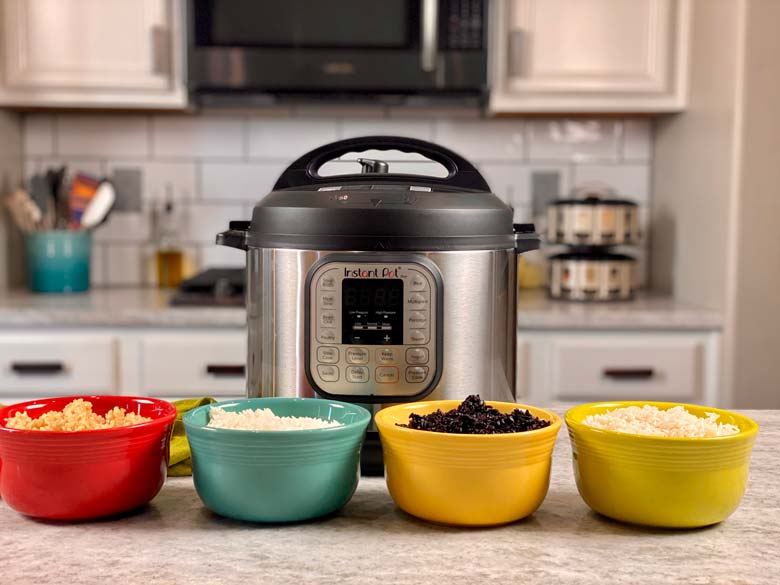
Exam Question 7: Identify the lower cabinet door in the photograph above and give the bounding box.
[551,335,704,401]
[518,331,719,404]
[0,334,117,398]
[140,333,247,397]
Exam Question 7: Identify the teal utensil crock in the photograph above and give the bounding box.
[183,397,371,523]
[25,230,91,293]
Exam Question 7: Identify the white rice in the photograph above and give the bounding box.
[207,406,342,431]
[582,405,739,438]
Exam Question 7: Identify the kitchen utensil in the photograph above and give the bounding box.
[374,399,561,526]
[216,135,539,407]
[549,251,635,301]
[29,174,54,228]
[547,196,640,246]
[80,180,116,229]
[183,397,371,523]
[25,230,91,293]
[0,395,177,521]
[46,166,68,228]
[67,173,101,228]
[4,188,42,232]
[565,401,759,528]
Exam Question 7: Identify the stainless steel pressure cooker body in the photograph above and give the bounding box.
[218,136,539,408]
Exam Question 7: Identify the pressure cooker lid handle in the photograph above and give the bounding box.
[273,136,491,192]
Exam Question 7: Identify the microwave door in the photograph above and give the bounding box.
[189,0,486,97]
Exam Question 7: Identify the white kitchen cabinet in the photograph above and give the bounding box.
[0,0,187,109]
[490,0,690,113]
[517,330,721,405]
[0,333,117,399]
[0,328,247,405]
[137,332,247,397]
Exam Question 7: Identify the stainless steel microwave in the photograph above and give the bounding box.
[188,0,487,104]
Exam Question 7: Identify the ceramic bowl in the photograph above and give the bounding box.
[184,397,371,523]
[0,395,176,520]
[375,400,561,526]
[565,401,759,528]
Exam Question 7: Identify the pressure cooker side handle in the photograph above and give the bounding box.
[216,220,250,250]
[273,136,491,192]
[514,223,540,253]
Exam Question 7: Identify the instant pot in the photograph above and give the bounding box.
[217,136,539,472]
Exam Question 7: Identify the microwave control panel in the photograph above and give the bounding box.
[306,258,442,402]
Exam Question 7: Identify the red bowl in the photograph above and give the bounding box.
[0,395,176,520]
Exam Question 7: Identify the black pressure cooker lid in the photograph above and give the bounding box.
[220,137,539,252]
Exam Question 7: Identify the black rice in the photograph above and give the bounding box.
[398,394,551,434]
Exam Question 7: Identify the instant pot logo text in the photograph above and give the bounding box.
[344,267,400,278]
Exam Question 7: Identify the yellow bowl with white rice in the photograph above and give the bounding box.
[565,401,759,528]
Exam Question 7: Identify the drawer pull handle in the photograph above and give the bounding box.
[603,368,655,380]
[206,365,245,377]
[11,362,66,375]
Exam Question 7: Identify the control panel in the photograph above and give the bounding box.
[306,258,441,401]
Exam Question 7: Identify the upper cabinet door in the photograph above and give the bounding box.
[0,0,186,108]
[490,0,690,113]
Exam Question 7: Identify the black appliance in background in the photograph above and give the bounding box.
[188,0,487,105]
[169,268,245,306]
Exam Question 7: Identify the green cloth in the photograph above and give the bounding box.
[168,397,216,477]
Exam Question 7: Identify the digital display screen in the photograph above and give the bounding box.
[342,279,403,345]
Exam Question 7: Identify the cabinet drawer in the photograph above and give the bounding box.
[0,334,116,396]
[551,336,704,400]
[141,334,246,397]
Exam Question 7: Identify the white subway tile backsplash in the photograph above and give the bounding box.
[572,163,650,204]
[19,112,653,283]
[106,244,145,286]
[23,158,42,180]
[93,211,151,244]
[36,157,104,178]
[319,160,361,177]
[528,120,621,161]
[475,164,527,208]
[106,160,198,203]
[434,119,525,161]
[152,116,244,159]
[478,163,571,213]
[385,161,449,178]
[57,115,149,158]
[292,104,385,118]
[623,119,652,161]
[248,117,338,160]
[200,244,247,268]
[201,161,285,201]
[341,118,434,143]
[185,202,245,243]
[387,106,481,119]
[90,243,107,287]
[23,115,55,156]
[338,117,434,162]
[319,159,449,177]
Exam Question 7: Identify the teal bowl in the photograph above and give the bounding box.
[183,397,371,523]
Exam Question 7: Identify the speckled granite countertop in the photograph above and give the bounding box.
[516,290,722,330]
[0,288,721,330]
[2,409,774,585]
[0,288,246,327]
